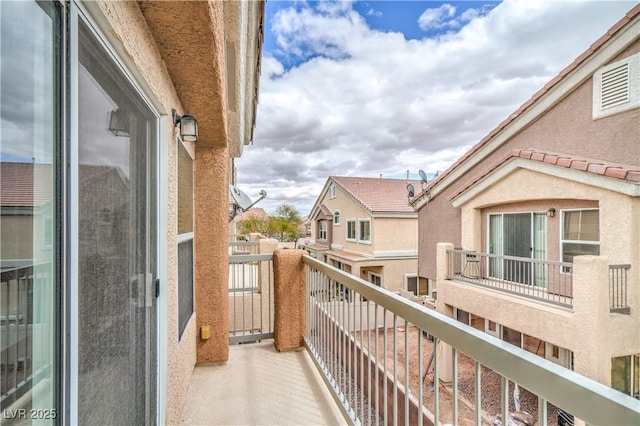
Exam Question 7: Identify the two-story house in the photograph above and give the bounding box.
[411,5,640,398]
[304,176,423,294]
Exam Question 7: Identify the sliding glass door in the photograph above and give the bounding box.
[488,212,547,286]
[76,20,157,425]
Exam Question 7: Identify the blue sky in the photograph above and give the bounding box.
[263,1,501,70]
[236,0,638,215]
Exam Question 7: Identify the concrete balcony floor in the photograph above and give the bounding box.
[179,341,348,425]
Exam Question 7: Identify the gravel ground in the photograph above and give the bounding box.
[342,326,563,426]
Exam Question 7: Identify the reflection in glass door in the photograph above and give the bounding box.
[488,213,547,287]
[0,1,60,423]
[77,21,157,425]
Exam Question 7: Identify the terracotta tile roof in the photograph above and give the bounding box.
[421,4,640,198]
[451,149,640,200]
[331,176,420,213]
[509,149,640,182]
[0,162,53,208]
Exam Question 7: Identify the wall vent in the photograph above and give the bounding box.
[601,62,629,109]
[593,52,639,119]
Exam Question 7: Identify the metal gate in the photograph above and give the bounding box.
[228,253,274,344]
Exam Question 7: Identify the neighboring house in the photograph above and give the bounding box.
[304,176,423,294]
[300,215,311,237]
[231,207,269,236]
[0,163,54,268]
[0,1,264,424]
[411,6,640,398]
[236,207,269,223]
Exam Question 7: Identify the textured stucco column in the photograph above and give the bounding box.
[435,242,454,314]
[571,255,610,385]
[195,146,229,363]
[273,249,306,351]
[435,242,455,383]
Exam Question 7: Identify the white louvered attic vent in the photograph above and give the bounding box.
[593,52,640,119]
[601,63,629,109]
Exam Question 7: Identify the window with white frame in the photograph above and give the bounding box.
[404,274,420,295]
[333,210,341,225]
[319,220,328,240]
[329,184,336,199]
[358,219,371,242]
[561,209,599,265]
[369,272,382,287]
[346,220,356,241]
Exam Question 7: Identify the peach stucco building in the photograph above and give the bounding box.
[303,176,422,293]
[0,1,264,424]
[412,5,640,398]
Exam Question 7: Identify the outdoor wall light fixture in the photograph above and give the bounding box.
[546,208,556,217]
[108,108,130,137]
[172,108,198,142]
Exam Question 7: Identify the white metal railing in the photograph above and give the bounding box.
[609,264,631,314]
[1,264,52,407]
[447,249,573,307]
[228,254,274,344]
[303,255,640,426]
[229,240,259,255]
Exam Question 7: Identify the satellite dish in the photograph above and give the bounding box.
[418,169,428,183]
[230,185,254,210]
[406,183,415,199]
[229,185,268,222]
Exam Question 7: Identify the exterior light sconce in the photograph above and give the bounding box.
[108,108,130,137]
[172,108,198,142]
[546,208,556,218]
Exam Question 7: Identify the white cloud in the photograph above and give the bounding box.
[236,0,637,215]
[418,4,457,30]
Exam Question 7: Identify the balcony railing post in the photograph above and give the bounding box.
[273,249,306,351]
[437,242,455,310]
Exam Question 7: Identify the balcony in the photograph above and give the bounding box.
[180,249,639,425]
[447,249,632,313]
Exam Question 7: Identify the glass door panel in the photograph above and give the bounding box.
[489,213,546,286]
[77,20,157,425]
[0,1,60,422]
[533,213,547,287]
[488,214,503,279]
[503,213,532,285]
